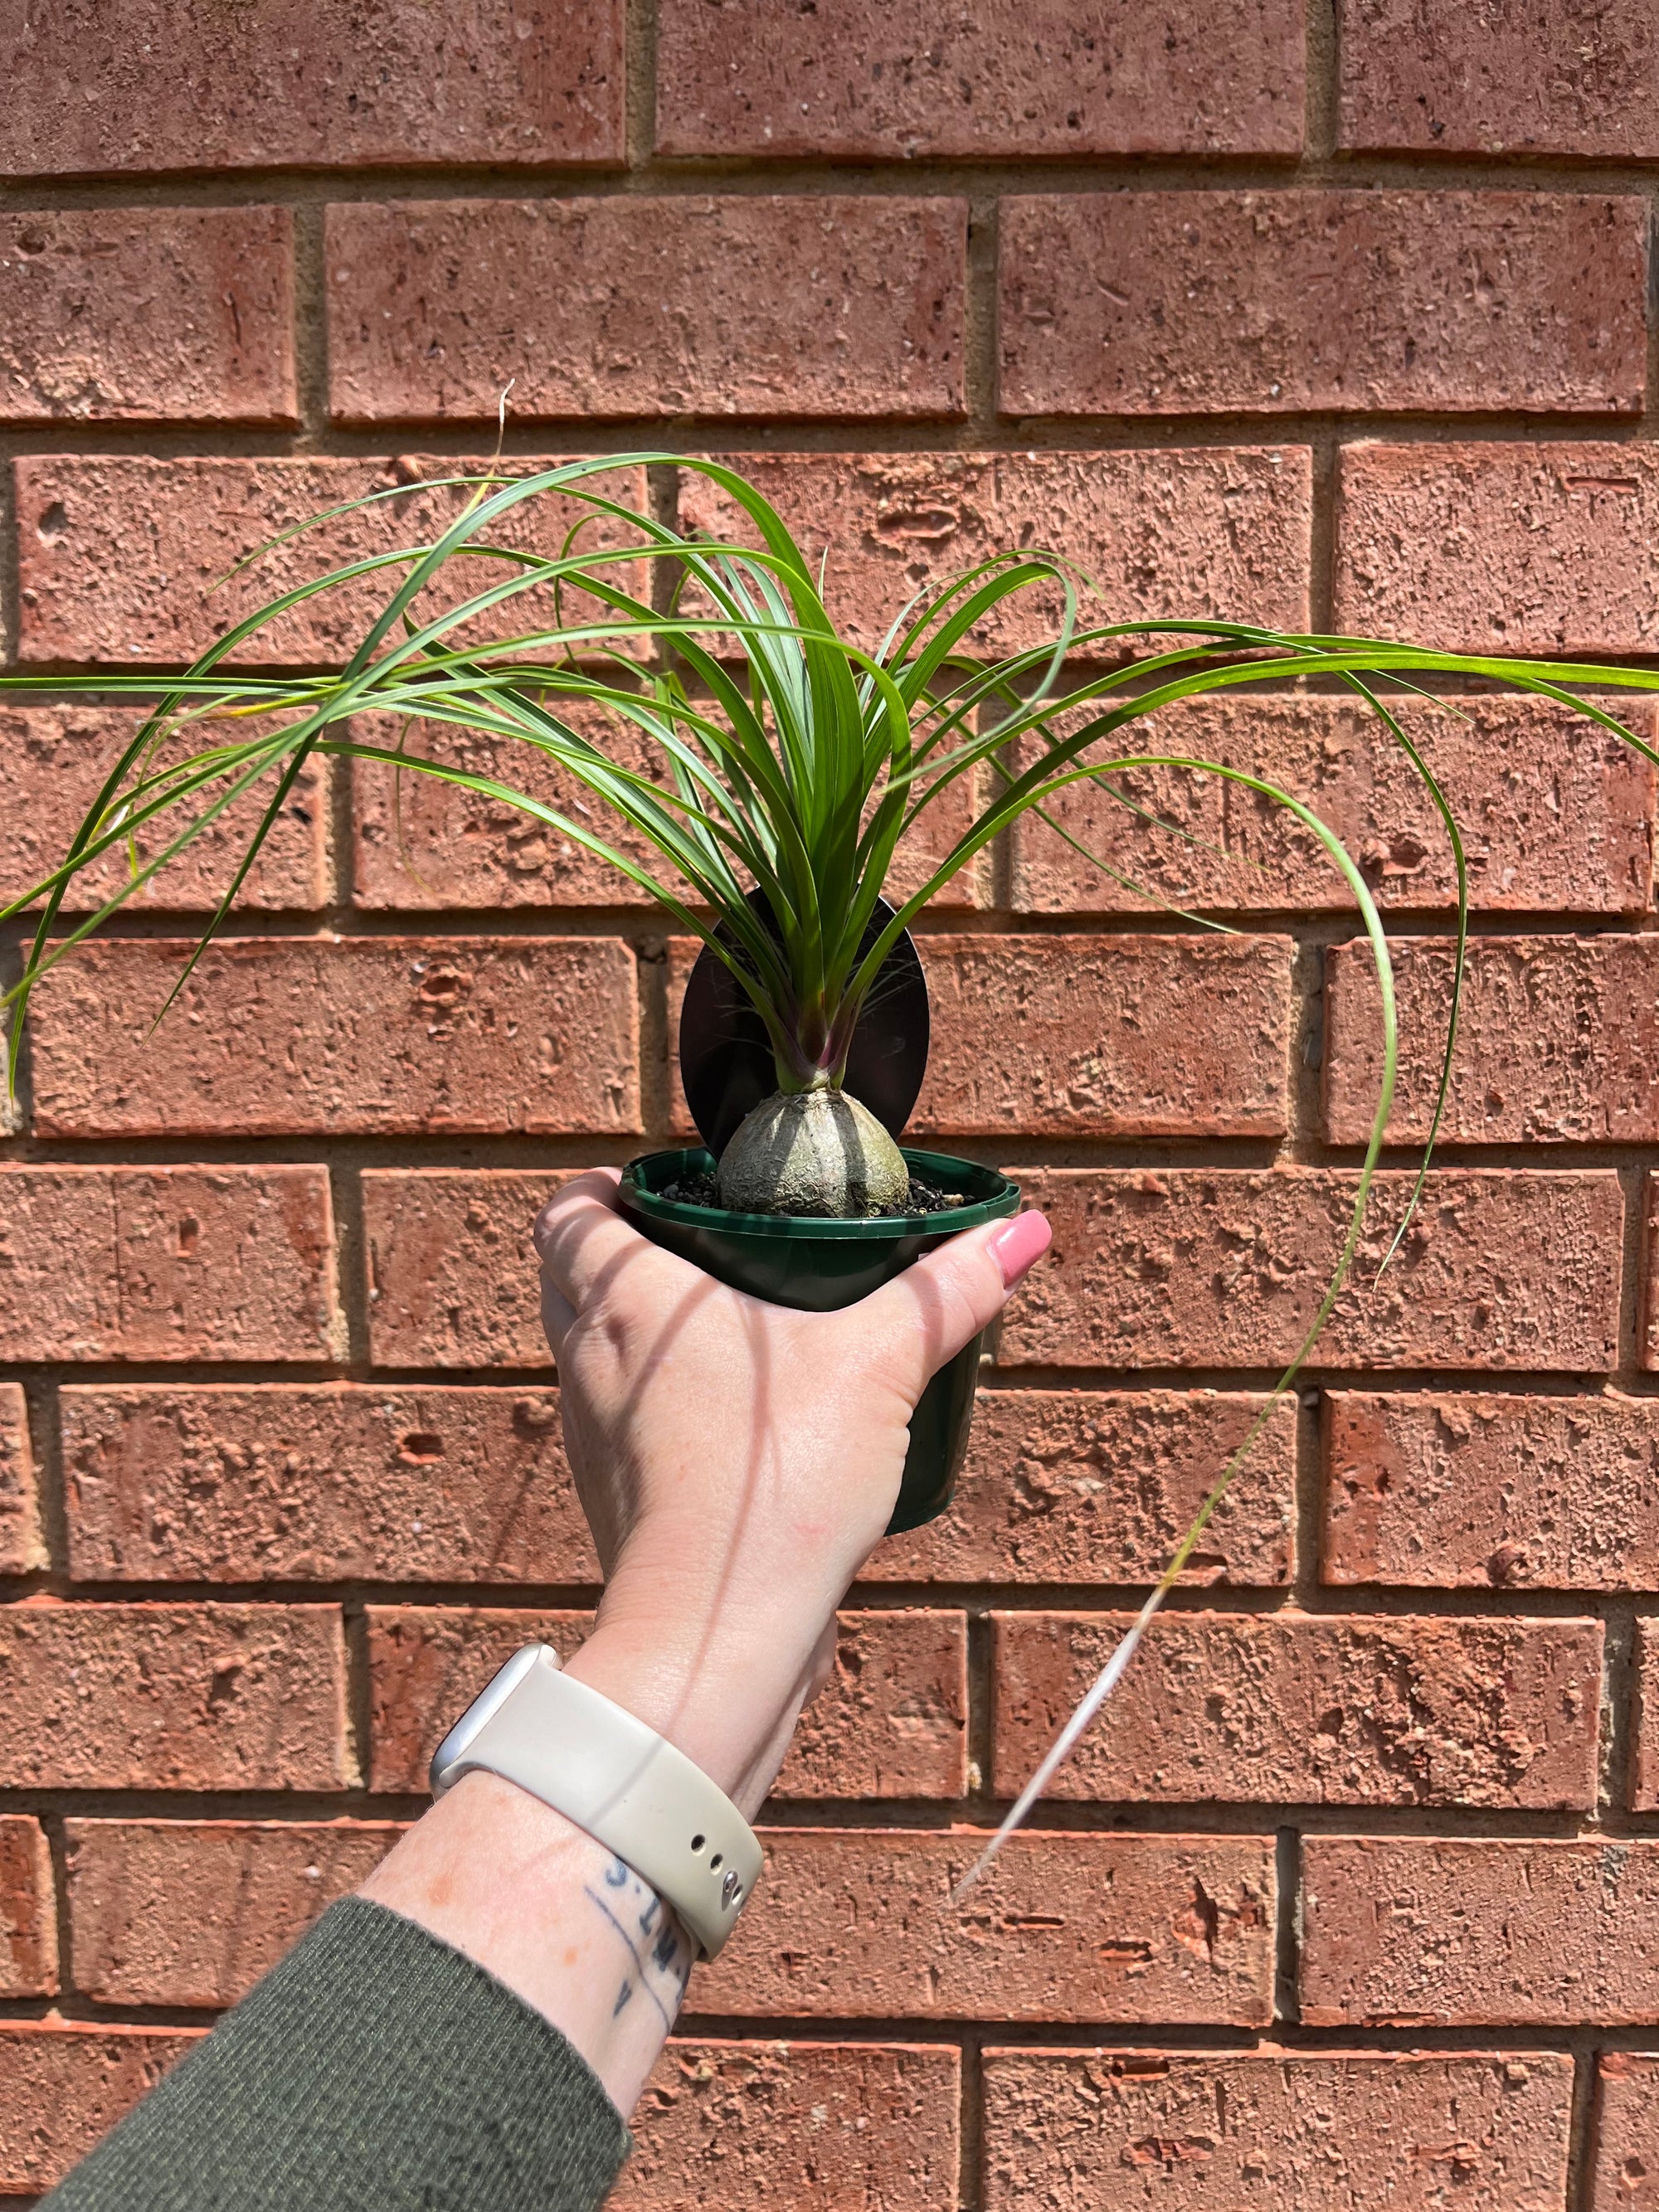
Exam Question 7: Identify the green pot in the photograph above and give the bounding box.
[618,1146,1020,1535]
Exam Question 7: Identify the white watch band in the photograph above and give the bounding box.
[429,1643,761,1959]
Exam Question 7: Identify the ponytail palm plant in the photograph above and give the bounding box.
[7,453,1659,1869]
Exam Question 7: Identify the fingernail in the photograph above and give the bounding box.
[988,1208,1051,1290]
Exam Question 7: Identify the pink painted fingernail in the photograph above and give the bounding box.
[988,1208,1051,1290]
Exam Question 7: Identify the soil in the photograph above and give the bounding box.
[659,1167,967,1219]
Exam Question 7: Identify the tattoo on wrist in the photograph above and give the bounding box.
[585,1857,694,2031]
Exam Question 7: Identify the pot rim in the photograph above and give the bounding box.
[620,1145,1019,1241]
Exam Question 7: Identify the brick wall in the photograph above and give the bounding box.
[2,3,1659,2205]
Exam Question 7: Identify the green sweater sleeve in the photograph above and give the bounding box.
[42,1896,632,2212]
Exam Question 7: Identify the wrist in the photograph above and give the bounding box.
[562,1611,815,1816]
[361,1770,693,2116]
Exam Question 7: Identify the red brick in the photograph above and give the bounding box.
[0,207,294,425]
[0,1820,56,1999]
[1335,443,1659,655]
[0,1387,45,1578]
[698,1830,1273,2023]
[0,1602,350,1791]
[620,2041,958,2212]
[65,1819,397,2008]
[61,1383,596,1587]
[1325,1390,1659,1592]
[912,934,1290,1139]
[873,1388,1295,1587]
[362,1170,567,1369]
[0,0,623,175]
[1594,2055,1659,2212]
[1627,1619,1659,1808]
[1008,692,1657,918]
[1301,1837,1659,2026]
[0,706,326,913]
[1002,192,1644,418]
[784,1613,966,1802]
[1340,0,1659,156]
[1640,1187,1659,1370]
[879,769,989,912]
[1000,1168,1622,1373]
[0,2024,197,2195]
[982,2049,1573,2212]
[679,449,1311,655]
[14,454,650,668]
[667,935,1292,1145]
[352,704,694,912]
[327,199,967,425]
[992,1611,1600,1809]
[365,1606,966,1800]
[1328,935,1659,1145]
[0,1167,340,1364]
[655,0,1304,156]
[29,936,641,1139]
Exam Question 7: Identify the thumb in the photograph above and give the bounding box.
[843,1206,1051,1403]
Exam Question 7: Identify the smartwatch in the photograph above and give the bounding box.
[429,1643,762,1959]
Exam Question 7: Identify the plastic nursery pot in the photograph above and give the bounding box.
[618,1146,1020,1536]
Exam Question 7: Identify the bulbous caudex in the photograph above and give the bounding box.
[715,1081,909,1217]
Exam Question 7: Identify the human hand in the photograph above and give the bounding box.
[536,1169,1051,1817]
[360,1174,1047,2112]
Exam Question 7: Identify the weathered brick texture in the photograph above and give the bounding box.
[351,705,693,913]
[0,706,327,913]
[14,454,649,666]
[655,0,1306,156]
[1326,936,1659,1145]
[873,1388,1296,1587]
[0,1603,351,1791]
[1594,2056,1659,2212]
[1008,693,1657,917]
[0,1384,45,1578]
[1000,1169,1623,1372]
[1325,1391,1659,1591]
[61,1383,598,1586]
[1335,444,1659,655]
[326,198,969,424]
[0,1167,340,1364]
[617,2042,960,2212]
[1340,0,1657,156]
[65,1820,398,2008]
[1636,1179,1659,1371]
[1626,1619,1659,1810]
[0,0,625,175]
[0,2025,199,2195]
[1301,1837,1659,2025]
[992,1612,1602,1808]
[0,208,295,425]
[0,1817,56,1998]
[362,1169,568,1369]
[29,937,642,1137]
[982,2049,1574,2211]
[9,23,1659,2209]
[679,449,1312,653]
[1000,192,1645,418]
[364,1606,967,1799]
[910,936,1292,1139]
[697,1830,1274,2023]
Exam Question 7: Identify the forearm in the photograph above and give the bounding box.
[42,1896,630,2212]
[359,1767,696,2117]
[358,1608,826,2113]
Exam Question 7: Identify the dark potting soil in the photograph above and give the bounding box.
[659,1168,966,1219]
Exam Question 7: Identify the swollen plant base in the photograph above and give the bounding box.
[619,1146,1019,1534]
[716,1086,910,1217]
